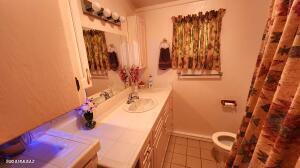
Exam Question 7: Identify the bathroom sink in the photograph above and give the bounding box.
[123,98,157,113]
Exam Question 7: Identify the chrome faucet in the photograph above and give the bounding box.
[100,91,110,100]
[127,92,139,104]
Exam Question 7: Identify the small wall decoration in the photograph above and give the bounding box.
[108,44,119,71]
[81,0,126,26]
[159,38,171,70]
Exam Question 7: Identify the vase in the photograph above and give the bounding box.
[84,111,96,129]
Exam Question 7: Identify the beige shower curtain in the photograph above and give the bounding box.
[226,0,300,167]
[172,9,225,72]
[83,30,110,75]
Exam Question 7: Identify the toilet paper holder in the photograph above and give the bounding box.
[221,100,237,107]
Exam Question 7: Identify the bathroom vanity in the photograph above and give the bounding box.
[52,88,173,168]
[136,89,172,168]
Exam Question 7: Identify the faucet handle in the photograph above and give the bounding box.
[100,91,110,100]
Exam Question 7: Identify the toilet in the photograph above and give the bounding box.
[212,132,236,167]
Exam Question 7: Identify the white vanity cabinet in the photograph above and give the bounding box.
[127,15,147,69]
[138,133,154,168]
[153,98,173,168]
[0,0,85,144]
[137,95,173,168]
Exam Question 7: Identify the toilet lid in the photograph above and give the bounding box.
[212,132,236,151]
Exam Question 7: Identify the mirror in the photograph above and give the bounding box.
[82,28,128,105]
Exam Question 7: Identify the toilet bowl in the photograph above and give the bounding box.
[212,132,236,167]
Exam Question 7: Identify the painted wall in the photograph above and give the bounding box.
[137,0,271,137]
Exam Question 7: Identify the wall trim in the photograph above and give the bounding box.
[135,0,203,13]
[172,130,212,142]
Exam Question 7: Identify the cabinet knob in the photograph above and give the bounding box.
[75,77,80,91]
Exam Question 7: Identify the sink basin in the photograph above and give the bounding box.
[123,98,157,113]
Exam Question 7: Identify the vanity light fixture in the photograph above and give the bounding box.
[92,1,101,12]
[84,0,93,12]
[103,8,112,18]
[81,0,126,26]
[119,16,126,23]
[112,12,120,21]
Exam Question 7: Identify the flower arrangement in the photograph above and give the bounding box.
[119,66,128,85]
[80,98,95,112]
[119,65,140,87]
[129,65,140,85]
[77,98,96,129]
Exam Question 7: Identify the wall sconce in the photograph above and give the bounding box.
[82,0,126,26]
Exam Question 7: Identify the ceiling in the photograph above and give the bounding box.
[130,0,178,8]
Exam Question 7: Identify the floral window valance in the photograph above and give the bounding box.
[83,30,110,75]
[172,9,225,72]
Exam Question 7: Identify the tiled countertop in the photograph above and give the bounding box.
[54,87,172,168]
[2,130,100,168]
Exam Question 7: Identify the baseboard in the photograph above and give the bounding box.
[172,130,212,142]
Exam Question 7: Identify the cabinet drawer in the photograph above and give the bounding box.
[140,133,152,163]
[162,100,170,120]
[153,115,164,139]
[141,144,153,168]
[154,126,163,148]
[153,126,166,168]
[163,99,170,114]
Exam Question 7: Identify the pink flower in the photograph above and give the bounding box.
[119,66,140,86]
[129,66,140,85]
[119,67,128,83]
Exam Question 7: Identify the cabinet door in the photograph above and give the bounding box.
[164,98,173,137]
[161,101,172,164]
[67,0,92,88]
[153,98,172,168]
[0,0,81,144]
[146,148,154,168]
[154,127,164,168]
[140,133,152,168]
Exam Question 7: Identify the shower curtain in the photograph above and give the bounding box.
[226,0,300,167]
[83,30,110,75]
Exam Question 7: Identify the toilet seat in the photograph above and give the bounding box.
[212,132,236,151]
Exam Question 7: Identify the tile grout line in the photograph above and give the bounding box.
[169,135,217,168]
